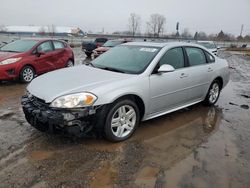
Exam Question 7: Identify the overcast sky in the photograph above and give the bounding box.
[1,0,249,36]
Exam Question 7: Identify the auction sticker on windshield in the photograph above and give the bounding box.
[140,48,158,52]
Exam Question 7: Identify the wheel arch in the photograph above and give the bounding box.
[19,64,36,75]
[213,76,223,89]
[111,94,146,120]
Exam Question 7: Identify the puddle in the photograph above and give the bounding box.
[240,104,249,109]
[89,162,117,188]
[30,151,54,161]
[240,94,250,99]
[135,166,159,187]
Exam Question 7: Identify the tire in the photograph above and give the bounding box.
[20,66,35,83]
[104,99,140,142]
[85,52,92,58]
[203,80,221,106]
[66,60,74,67]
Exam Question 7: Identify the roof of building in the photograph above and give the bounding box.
[4,26,83,34]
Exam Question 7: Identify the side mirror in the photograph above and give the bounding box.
[158,64,175,73]
[36,50,45,57]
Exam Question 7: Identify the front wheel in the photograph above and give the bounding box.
[204,81,221,106]
[104,99,140,142]
[66,60,74,67]
[20,66,35,83]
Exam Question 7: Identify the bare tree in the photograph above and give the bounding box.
[181,28,192,38]
[147,14,166,37]
[38,26,46,35]
[47,25,56,36]
[128,13,141,37]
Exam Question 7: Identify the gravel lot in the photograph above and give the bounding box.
[0,48,250,188]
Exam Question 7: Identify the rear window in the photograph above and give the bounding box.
[186,47,207,66]
[53,41,65,49]
[95,38,108,43]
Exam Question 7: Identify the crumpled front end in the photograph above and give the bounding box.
[21,94,99,137]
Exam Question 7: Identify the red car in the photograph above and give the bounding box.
[0,39,74,83]
[92,39,132,58]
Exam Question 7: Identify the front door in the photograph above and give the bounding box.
[149,47,191,114]
[33,41,57,74]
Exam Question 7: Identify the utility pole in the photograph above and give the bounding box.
[240,24,244,37]
[176,22,180,40]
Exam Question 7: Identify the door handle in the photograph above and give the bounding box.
[208,67,213,72]
[180,73,188,78]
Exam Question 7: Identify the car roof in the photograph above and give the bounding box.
[16,38,65,42]
[197,41,214,43]
[123,41,205,49]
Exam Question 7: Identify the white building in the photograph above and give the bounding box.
[1,25,85,36]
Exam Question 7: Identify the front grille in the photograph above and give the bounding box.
[28,95,49,108]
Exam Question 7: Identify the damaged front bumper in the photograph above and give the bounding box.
[21,95,99,137]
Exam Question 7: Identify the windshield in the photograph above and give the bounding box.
[103,41,122,47]
[92,45,160,74]
[0,40,38,53]
[198,42,216,49]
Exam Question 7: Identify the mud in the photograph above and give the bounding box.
[0,49,250,188]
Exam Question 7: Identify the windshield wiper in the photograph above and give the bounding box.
[0,50,20,53]
[100,66,126,73]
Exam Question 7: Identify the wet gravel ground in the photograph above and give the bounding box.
[0,48,250,188]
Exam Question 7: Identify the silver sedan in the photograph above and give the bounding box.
[22,42,230,142]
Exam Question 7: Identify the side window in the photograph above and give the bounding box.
[159,47,185,69]
[205,51,215,63]
[53,41,65,50]
[37,41,53,52]
[186,47,206,66]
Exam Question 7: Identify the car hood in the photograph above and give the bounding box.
[27,65,133,103]
[0,51,21,61]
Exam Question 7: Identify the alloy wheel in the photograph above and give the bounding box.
[111,105,136,138]
[22,67,34,82]
[209,82,220,103]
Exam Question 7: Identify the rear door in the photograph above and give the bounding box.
[52,41,67,68]
[183,47,213,101]
[33,41,57,73]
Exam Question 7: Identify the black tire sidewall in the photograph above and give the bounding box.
[20,66,35,83]
[66,60,74,67]
[104,99,140,142]
[85,52,92,58]
[204,81,221,106]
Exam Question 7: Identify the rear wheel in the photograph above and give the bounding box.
[20,66,35,83]
[104,99,139,142]
[204,80,221,106]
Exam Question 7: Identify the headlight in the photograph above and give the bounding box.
[0,57,22,65]
[50,92,97,108]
